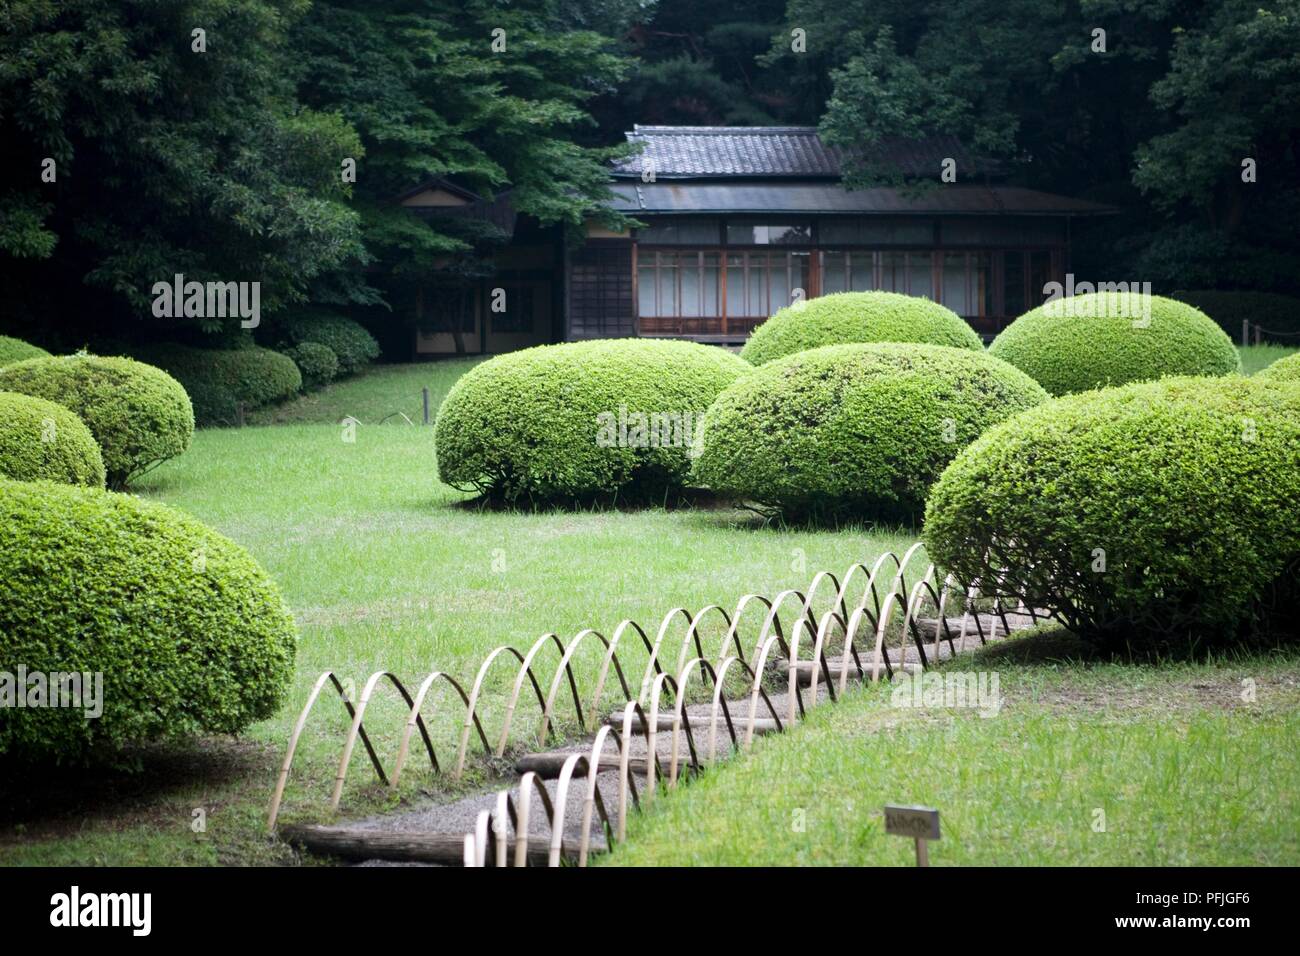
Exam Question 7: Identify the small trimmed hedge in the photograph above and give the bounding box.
[0,479,297,762]
[284,341,339,389]
[133,343,302,426]
[739,291,984,366]
[0,392,105,487]
[988,292,1240,395]
[1172,290,1300,342]
[272,310,379,374]
[0,335,50,367]
[692,343,1048,522]
[436,338,751,502]
[1257,351,1300,384]
[0,355,193,488]
[924,376,1300,647]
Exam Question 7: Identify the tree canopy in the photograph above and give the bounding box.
[1,0,1296,345]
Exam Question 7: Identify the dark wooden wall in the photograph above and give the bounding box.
[566,241,635,339]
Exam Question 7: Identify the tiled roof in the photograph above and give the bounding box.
[608,182,1116,216]
[610,126,997,179]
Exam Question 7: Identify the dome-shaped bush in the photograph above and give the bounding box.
[0,353,192,486]
[436,338,751,503]
[924,376,1300,647]
[693,343,1048,522]
[284,341,339,389]
[988,292,1240,395]
[739,291,983,366]
[269,309,379,374]
[0,354,194,488]
[133,343,302,426]
[0,334,50,367]
[0,392,105,487]
[0,479,297,762]
[1257,351,1300,384]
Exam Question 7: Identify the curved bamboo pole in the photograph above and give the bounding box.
[538,628,609,745]
[589,619,651,723]
[496,632,568,755]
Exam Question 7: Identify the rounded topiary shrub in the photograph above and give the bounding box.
[0,354,193,488]
[0,392,105,487]
[692,343,1048,522]
[133,343,302,426]
[436,338,751,503]
[988,292,1240,396]
[0,335,50,367]
[0,479,297,762]
[924,376,1300,647]
[1257,351,1300,384]
[271,310,379,374]
[284,341,339,389]
[739,291,984,366]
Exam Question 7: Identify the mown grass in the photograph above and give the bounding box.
[606,637,1300,866]
[1,366,917,864]
[246,358,484,425]
[1239,343,1298,376]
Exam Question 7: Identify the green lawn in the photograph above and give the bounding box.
[0,367,916,864]
[246,358,485,425]
[1239,343,1298,376]
[606,635,1300,866]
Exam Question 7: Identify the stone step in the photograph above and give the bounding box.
[281,822,606,866]
[780,658,922,686]
[602,711,781,735]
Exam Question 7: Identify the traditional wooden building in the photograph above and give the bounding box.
[407,126,1115,355]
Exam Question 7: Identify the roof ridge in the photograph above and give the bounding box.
[630,125,821,135]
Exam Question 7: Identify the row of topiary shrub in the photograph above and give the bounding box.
[0,478,297,763]
[131,343,303,427]
[432,290,1253,516]
[0,353,194,489]
[126,312,380,426]
[0,342,295,763]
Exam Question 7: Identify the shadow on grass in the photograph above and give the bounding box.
[0,737,275,837]
[969,623,1300,668]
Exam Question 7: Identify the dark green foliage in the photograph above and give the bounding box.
[797,0,1300,293]
[131,344,303,427]
[693,342,1047,522]
[989,293,1240,396]
[0,355,193,488]
[924,376,1300,647]
[290,0,636,318]
[0,0,365,336]
[269,310,379,375]
[0,479,297,763]
[1257,351,1300,384]
[740,292,983,366]
[436,339,750,503]
[1172,290,1300,342]
[0,392,105,487]
[0,335,50,367]
[284,341,340,389]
